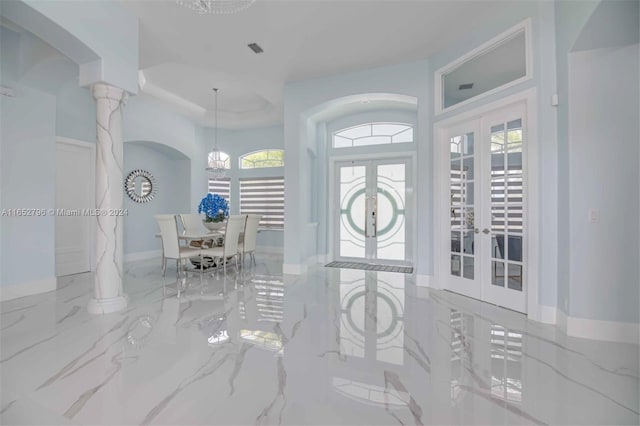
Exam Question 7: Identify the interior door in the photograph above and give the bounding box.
[442,102,527,313]
[55,140,94,276]
[336,158,411,265]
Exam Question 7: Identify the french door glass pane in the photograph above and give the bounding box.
[489,118,524,293]
[376,164,406,260]
[340,166,366,258]
[450,132,475,280]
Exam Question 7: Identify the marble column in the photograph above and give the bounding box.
[87,83,128,314]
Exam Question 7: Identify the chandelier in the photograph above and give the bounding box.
[176,0,256,14]
[206,88,226,180]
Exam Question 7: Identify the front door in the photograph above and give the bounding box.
[335,158,412,265]
[442,102,528,313]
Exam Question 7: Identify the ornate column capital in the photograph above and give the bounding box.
[92,83,128,104]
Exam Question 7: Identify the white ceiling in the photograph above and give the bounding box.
[118,0,516,129]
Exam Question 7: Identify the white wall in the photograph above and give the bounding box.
[568,44,639,323]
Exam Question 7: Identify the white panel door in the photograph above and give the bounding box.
[441,103,528,313]
[55,140,94,276]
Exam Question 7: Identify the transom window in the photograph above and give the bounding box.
[240,150,284,169]
[208,151,231,169]
[333,122,413,148]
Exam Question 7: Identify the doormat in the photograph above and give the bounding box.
[325,261,413,274]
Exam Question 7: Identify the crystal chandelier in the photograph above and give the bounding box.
[206,88,226,180]
[176,0,256,15]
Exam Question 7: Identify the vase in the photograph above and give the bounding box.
[202,219,226,232]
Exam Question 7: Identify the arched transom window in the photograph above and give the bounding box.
[333,122,414,148]
[240,149,284,169]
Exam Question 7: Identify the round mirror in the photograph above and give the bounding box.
[125,169,157,203]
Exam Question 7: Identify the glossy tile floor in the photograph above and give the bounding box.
[1,254,638,425]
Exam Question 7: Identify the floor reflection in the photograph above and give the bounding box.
[2,256,636,425]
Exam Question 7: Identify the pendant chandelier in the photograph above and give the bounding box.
[206,88,226,180]
[176,0,256,15]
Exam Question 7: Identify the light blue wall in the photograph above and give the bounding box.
[0,84,56,287]
[562,0,639,323]
[1,24,57,288]
[568,44,639,323]
[124,94,207,213]
[554,0,600,316]
[123,143,190,256]
[56,80,96,142]
[554,0,640,323]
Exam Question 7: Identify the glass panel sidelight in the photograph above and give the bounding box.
[376,164,406,260]
[489,119,524,292]
[450,132,476,281]
[340,166,367,258]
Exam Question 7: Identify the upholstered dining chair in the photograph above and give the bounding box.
[205,215,245,276]
[179,213,211,248]
[155,214,219,279]
[238,214,261,266]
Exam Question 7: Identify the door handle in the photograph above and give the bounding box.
[474,228,479,234]
[482,228,490,234]
[364,196,377,238]
[371,197,377,238]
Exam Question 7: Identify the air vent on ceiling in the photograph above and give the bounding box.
[459,83,474,90]
[248,43,263,54]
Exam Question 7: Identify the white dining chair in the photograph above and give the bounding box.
[205,215,245,276]
[180,213,212,248]
[238,214,261,266]
[155,214,220,279]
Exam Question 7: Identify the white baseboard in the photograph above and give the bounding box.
[551,308,637,344]
[534,304,558,324]
[283,263,308,275]
[0,277,57,302]
[124,250,162,262]
[416,274,436,288]
[566,316,639,344]
[256,246,284,255]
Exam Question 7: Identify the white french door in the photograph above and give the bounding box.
[441,102,528,313]
[334,158,412,265]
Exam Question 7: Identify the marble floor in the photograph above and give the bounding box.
[1,254,638,425]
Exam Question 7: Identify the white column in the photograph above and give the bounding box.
[87,83,128,314]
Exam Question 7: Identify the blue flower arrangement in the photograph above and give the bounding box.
[198,193,229,223]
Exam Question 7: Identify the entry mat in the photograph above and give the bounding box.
[325,261,413,274]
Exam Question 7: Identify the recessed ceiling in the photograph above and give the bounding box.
[118,0,515,129]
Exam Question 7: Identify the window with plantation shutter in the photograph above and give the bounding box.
[239,177,284,229]
[208,178,231,208]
